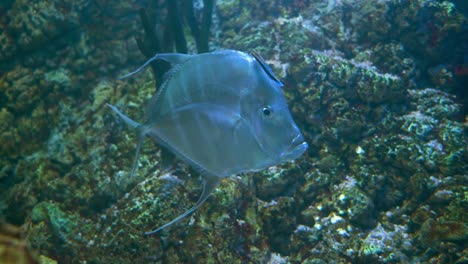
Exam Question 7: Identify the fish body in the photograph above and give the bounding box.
[109,50,307,234]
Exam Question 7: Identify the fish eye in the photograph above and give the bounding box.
[262,106,272,116]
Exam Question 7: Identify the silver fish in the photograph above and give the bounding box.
[108,50,308,235]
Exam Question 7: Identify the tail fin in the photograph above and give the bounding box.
[107,104,140,128]
[107,104,143,177]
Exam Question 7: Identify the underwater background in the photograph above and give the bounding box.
[0,0,467,263]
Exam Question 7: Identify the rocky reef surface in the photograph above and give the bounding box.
[0,0,466,263]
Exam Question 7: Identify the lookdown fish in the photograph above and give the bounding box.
[108,50,308,235]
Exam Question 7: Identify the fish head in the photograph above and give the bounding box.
[242,53,308,165]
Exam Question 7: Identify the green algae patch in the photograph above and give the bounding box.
[31,201,80,244]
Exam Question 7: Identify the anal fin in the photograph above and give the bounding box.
[144,174,221,235]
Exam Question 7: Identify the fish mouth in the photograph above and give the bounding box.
[281,134,308,161]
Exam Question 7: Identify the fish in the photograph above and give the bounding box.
[108,50,308,235]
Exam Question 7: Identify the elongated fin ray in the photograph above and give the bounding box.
[119,53,193,79]
[144,174,221,235]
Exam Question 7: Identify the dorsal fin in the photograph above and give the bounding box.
[251,52,283,86]
[119,53,192,79]
[144,174,221,235]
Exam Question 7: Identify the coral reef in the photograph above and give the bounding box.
[0,0,466,263]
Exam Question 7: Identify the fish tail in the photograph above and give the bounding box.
[107,104,143,177]
[129,134,143,178]
[107,104,141,128]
